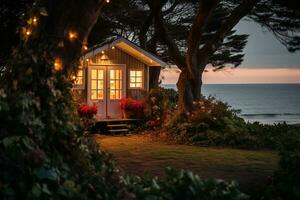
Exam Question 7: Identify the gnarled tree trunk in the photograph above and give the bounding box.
[176,64,206,114]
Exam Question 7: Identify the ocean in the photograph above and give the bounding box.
[162,84,300,125]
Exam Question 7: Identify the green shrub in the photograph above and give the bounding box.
[166,96,258,148]
[122,167,248,200]
[265,130,300,200]
[166,96,300,150]
[144,87,178,128]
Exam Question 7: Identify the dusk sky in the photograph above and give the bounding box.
[161,20,300,84]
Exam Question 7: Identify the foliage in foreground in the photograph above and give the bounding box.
[263,134,300,200]
[123,167,248,200]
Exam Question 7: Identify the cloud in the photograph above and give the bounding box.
[160,67,300,84]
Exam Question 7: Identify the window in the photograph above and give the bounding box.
[91,69,104,100]
[129,70,143,88]
[75,67,84,85]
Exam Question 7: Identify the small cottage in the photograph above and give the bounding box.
[73,37,167,119]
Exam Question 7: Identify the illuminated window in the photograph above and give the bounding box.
[109,69,122,100]
[75,67,83,85]
[91,69,104,100]
[129,70,143,88]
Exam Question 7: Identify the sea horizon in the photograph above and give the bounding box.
[162,83,300,125]
[163,83,300,85]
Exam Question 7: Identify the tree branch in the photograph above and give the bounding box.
[197,0,259,62]
[187,0,219,77]
[139,12,153,48]
[148,0,186,69]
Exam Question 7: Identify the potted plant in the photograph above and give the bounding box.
[119,98,145,119]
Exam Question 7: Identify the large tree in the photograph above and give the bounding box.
[146,0,300,113]
[87,0,248,88]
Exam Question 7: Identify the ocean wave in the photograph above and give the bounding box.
[241,113,300,117]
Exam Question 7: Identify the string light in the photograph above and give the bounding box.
[32,16,38,25]
[106,0,110,3]
[101,51,105,54]
[68,31,77,40]
[54,58,63,71]
[83,45,88,51]
[25,29,32,36]
[86,58,89,62]
[111,46,115,50]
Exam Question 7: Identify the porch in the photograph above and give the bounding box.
[92,118,144,135]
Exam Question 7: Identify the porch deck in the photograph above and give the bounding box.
[93,118,144,134]
[96,118,141,122]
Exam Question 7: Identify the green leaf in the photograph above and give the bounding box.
[42,184,52,195]
[34,167,59,181]
[31,184,42,198]
[2,136,20,147]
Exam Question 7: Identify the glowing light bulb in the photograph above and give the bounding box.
[111,46,115,50]
[83,45,88,50]
[26,29,32,36]
[101,51,105,54]
[106,0,110,3]
[33,16,38,24]
[68,31,77,40]
[54,58,63,71]
[86,58,89,62]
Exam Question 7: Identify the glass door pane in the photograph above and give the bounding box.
[109,69,122,100]
[91,69,104,100]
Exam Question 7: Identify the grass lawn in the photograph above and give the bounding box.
[96,134,278,194]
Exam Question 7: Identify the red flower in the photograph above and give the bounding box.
[119,98,145,112]
[78,104,97,117]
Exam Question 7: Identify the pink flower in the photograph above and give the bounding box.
[199,101,204,106]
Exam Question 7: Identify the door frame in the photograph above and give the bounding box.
[87,64,127,119]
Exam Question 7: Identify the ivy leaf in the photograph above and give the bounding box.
[22,137,34,150]
[31,184,42,198]
[2,136,20,147]
[34,167,59,181]
[42,184,52,195]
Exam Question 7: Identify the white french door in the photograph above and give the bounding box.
[88,65,126,119]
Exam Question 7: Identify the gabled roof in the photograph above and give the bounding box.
[84,36,167,67]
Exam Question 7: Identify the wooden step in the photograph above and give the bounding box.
[108,129,129,133]
[107,124,128,128]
